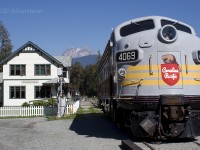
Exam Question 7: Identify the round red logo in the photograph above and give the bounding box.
[161,64,180,86]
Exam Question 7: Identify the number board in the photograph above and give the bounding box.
[116,50,138,62]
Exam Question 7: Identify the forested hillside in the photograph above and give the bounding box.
[70,51,101,97]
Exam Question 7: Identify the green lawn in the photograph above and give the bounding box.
[47,106,103,121]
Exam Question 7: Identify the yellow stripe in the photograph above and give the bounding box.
[125,72,158,78]
[182,65,200,70]
[126,65,200,79]
[127,65,157,71]
[125,72,200,79]
[127,65,200,71]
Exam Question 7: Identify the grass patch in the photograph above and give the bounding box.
[88,107,102,113]
[47,106,102,121]
[0,116,43,119]
[75,106,102,114]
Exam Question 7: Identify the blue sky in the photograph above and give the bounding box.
[1,0,200,56]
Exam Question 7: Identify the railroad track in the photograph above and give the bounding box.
[121,140,155,150]
[193,141,200,147]
[121,139,200,150]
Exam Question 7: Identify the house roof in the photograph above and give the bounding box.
[54,56,72,67]
[43,78,58,84]
[0,72,3,83]
[0,41,63,66]
[43,77,69,85]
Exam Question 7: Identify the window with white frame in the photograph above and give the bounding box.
[34,64,51,76]
[10,65,26,76]
[34,86,51,98]
[10,86,26,99]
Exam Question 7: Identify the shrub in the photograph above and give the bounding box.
[47,98,57,106]
[21,102,30,107]
[33,100,48,106]
[32,99,57,106]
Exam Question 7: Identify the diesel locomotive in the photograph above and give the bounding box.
[98,16,200,139]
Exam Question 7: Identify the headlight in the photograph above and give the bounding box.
[118,68,127,76]
[192,50,200,64]
[159,25,177,43]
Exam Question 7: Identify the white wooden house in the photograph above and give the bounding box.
[0,41,71,106]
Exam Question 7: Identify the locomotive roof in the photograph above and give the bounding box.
[114,16,195,37]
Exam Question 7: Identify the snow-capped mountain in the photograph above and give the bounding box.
[62,48,96,58]
[62,48,98,67]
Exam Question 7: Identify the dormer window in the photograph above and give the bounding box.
[10,65,26,76]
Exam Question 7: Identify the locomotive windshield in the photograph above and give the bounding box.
[161,19,192,34]
[120,19,155,37]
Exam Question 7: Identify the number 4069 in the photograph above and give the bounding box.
[118,51,135,61]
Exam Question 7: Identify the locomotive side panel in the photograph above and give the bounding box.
[98,41,114,115]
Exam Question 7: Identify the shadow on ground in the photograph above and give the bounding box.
[69,112,132,140]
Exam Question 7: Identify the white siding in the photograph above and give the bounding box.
[2,52,64,106]
[3,53,58,80]
[3,80,52,106]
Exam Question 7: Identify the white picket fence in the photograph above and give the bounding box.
[0,100,80,117]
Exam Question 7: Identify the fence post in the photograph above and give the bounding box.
[42,106,44,116]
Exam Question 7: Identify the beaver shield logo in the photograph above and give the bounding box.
[161,63,180,86]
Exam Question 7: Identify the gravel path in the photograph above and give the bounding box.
[0,114,131,150]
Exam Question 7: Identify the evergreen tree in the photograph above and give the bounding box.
[0,21,12,62]
[82,64,97,97]
[81,51,101,97]
[70,62,84,92]
[96,50,101,67]
[71,51,102,97]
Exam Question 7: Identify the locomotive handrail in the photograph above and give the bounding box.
[122,79,144,87]
[149,54,153,75]
[185,55,188,74]
[113,97,132,100]
[194,78,200,81]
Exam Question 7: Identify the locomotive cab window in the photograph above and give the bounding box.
[161,20,192,34]
[120,19,155,37]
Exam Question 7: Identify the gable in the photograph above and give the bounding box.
[0,41,62,67]
[23,45,36,51]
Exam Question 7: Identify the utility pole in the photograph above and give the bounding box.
[57,76,62,118]
[57,68,66,118]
